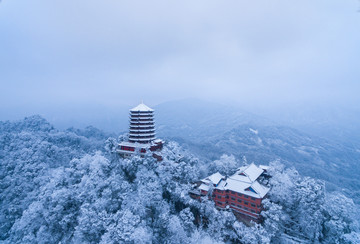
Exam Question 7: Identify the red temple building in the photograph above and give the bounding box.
[190,163,270,223]
[117,103,163,160]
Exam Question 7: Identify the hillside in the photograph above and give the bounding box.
[0,116,359,243]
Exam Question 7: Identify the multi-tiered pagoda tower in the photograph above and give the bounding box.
[128,103,155,143]
[118,103,163,160]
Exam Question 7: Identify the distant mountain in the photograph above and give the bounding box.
[154,99,360,204]
[258,105,360,149]
[155,98,273,142]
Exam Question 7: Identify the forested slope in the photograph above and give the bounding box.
[1,116,359,243]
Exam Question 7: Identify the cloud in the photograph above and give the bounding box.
[0,0,359,115]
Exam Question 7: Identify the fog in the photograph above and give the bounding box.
[0,0,359,134]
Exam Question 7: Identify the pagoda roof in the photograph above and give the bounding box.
[118,141,150,148]
[130,103,154,112]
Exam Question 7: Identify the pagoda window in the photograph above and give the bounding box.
[231,197,235,201]
[237,199,242,203]
[244,201,249,205]
[244,195,249,198]
[251,203,256,207]
[251,197,256,201]
[217,195,222,199]
[237,193,242,197]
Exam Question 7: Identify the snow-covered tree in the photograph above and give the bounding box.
[1,116,359,243]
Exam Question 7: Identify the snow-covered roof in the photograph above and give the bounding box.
[129,138,155,142]
[228,174,252,184]
[199,183,210,192]
[250,181,270,198]
[259,165,269,171]
[221,178,269,198]
[130,103,154,112]
[202,172,224,185]
[196,163,270,199]
[129,132,156,137]
[234,163,264,182]
[118,141,150,148]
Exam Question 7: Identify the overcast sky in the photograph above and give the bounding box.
[0,0,359,123]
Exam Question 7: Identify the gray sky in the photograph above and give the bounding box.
[1,0,360,123]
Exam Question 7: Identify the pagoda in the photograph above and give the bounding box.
[117,103,163,160]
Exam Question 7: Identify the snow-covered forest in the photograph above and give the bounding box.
[1,116,359,243]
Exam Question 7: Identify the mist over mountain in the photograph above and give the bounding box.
[155,99,273,142]
[154,99,360,204]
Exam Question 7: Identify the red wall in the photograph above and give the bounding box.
[211,189,263,219]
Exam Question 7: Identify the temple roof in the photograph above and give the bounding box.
[223,178,269,198]
[198,163,269,199]
[130,103,154,112]
[233,163,264,183]
[202,172,225,186]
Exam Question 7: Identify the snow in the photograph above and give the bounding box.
[129,132,156,137]
[130,103,154,112]
[203,163,270,198]
[199,183,210,191]
[119,141,150,147]
[235,163,264,182]
[221,178,268,198]
[249,128,258,135]
[250,181,270,198]
[228,174,253,184]
[204,172,225,185]
[2,116,359,244]
[259,165,269,171]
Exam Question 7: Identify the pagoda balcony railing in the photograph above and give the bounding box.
[129,135,155,139]
[130,111,153,114]
[129,137,155,141]
[129,127,155,130]
[129,132,155,136]
[129,130,155,134]
[130,114,153,118]
[129,139,153,143]
[130,122,154,126]
[130,119,154,122]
